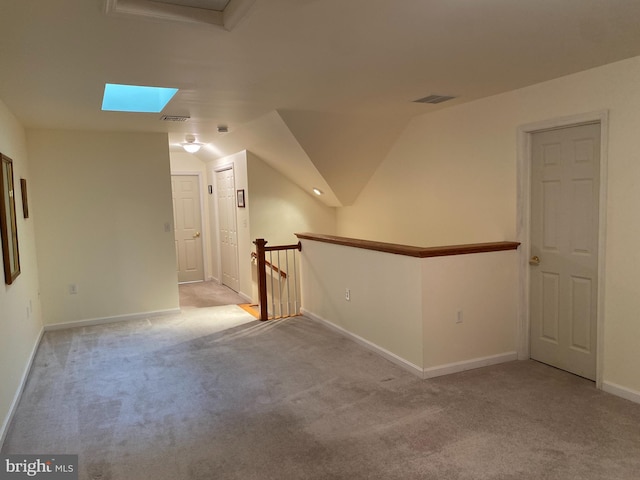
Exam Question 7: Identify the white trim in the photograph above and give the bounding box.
[172,172,208,282]
[301,309,424,377]
[212,163,234,283]
[103,0,255,30]
[237,291,252,303]
[516,125,532,361]
[43,308,180,331]
[302,310,517,380]
[212,163,241,293]
[422,352,518,379]
[516,110,609,388]
[602,381,640,405]
[0,327,44,449]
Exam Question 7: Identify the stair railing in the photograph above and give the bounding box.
[253,238,302,321]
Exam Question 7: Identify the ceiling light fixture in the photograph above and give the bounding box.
[313,188,323,196]
[182,134,203,153]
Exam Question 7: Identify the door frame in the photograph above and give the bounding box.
[212,163,240,290]
[516,110,609,388]
[171,171,209,282]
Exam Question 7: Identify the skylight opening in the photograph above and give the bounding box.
[101,83,179,113]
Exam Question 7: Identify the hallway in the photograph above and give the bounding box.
[178,280,246,309]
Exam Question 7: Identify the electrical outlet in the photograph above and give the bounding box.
[456,310,463,324]
[69,284,78,295]
[345,289,351,301]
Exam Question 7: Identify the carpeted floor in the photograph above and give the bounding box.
[178,280,246,308]
[3,311,640,479]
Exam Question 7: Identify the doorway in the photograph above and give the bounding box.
[529,123,600,380]
[519,112,607,385]
[171,174,204,283]
[215,166,240,293]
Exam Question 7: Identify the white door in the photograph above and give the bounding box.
[172,175,204,283]
[216,168,240,292]
[529,123,600,380]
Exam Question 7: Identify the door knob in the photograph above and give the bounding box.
[193,232,201,238]
[529,255,540,266]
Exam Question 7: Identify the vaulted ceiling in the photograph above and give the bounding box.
[3,0,640,206]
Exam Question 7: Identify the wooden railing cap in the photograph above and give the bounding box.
[295,233,520,258]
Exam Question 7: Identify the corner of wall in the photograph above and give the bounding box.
[0,98,45,448]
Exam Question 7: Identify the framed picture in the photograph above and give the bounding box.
[236,189,245,208]
[0,153,21,284]
[20,178,29,219]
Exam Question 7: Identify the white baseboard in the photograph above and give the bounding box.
[0,327,44,449]
[237,291,252,303]
[44,308,181,331]
[301,309,424,377]
[602,381,640,405]
[422,351,518,379]
[300,309,518,380]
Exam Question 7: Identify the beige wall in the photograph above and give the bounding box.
[421,251,518,370]
[299,239,518,376]
[170,151,207,174]
[28,129,179,326]
[337,97,519,247]
[247,151,336,244]
[337,55,640,395]
[246,151,337,302]
[0,99,43,444]
[299,239,424,369]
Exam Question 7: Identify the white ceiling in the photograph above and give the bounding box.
[3,0,640,205]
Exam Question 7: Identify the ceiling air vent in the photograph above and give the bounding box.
[413,94,456,105]
[161,115,190,122]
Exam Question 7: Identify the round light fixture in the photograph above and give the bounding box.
[181,134,203,153]
[313,188,323,196]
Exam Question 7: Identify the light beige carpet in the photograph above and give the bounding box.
[178,280,246,308]
[3,312,640,479]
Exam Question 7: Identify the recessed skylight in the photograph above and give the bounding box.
[101,83,178,113]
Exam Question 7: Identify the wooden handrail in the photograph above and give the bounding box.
[295,233,519,258]
[251,251,287,279]
[265,242,301,252]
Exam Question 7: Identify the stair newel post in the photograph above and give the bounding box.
[254,238,269,321]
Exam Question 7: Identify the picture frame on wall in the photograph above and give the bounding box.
[20,178,28,219]
[0,153,21,285]
[237,189,245,208]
